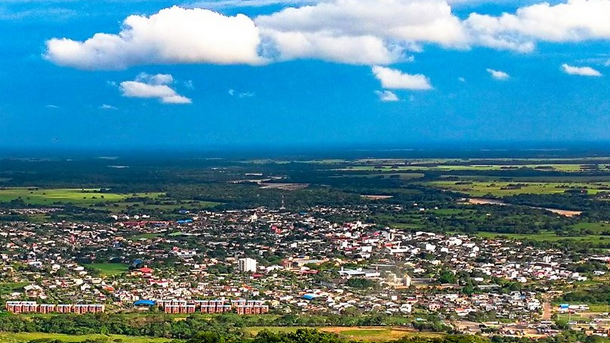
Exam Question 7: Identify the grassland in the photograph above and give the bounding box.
[429,181,610,197]
[130,233,162,240]
[340,164,609,173]
[0,332,172,343]
[103,200,221,213]
[476,231,609,243]
[243,327,444,341]
[88,263,129,276]
[0,187,164,205]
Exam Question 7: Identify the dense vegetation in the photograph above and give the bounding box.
[12,328,610,343]
[0,313,448,339]
[5,153,610,247]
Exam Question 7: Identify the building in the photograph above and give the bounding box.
[238,258,257,273]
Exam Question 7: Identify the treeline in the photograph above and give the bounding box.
[560,284,610,304]
[19,329,610,343]
[0,313,448,339]
[503,193,610,221]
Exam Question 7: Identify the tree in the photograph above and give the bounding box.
[187,331,224,343]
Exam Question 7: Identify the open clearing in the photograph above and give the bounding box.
[88,263,129,276]
[0,332,172,343]
[340,164,609,173]
[477,231,609,243]
[430,181,610,197]
[244,326,444,341]
[0,187,164,205]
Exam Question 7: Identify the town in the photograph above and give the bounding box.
[1,204,608,337]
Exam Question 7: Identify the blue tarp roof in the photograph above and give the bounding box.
[134,300,156,306]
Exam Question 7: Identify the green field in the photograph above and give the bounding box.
[0,332,173,343]
[477,231,609,243]
[88,263,129,276]
[243,327,443,341]
[104,200,221,213]
[340,164,608,173]
[0,187,164,205]
[130,233,162,240]
[0,282,29,296]
[429,181,610,197]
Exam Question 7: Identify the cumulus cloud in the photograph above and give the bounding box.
[486,68,510,80]
[43,0,610,69]
[256,0,467,64]
[45,6,265,70]
[561,63,602,76]
[465,0,610,52]
[119,73,192,104]
[372,66,433,90]
[374,90,400,102]
[190,0,315,9]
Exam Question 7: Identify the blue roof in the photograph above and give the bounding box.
[134,300,156,306]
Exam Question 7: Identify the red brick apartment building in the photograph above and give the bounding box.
[5,301,105,314]
[158,299,268,315]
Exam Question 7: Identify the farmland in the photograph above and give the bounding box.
[243,326,444,341]
[428,181,610,197]
[0,187,164,205]
[475,231,610,243]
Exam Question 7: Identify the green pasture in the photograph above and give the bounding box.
[339,164,608,173]
[103,200,220,212]
[243,327,442,341]
[130,233,162,240]
[0,187,164,205]
[0,332,173,343]
[88,263,129,276]
[429,181,610,197]
[477,231,609,243]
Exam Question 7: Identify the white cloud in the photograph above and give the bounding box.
[190,0,315,9]
[261,31,406,64]
[119,73,192,104]
[375,90,400,102]
[561,63,602,76]
[42,0,610,69]
[45,6,265,70]
[139,73,174,85]
[372,66,433,90]
[458,77,466,82]
[486,68,510,80]
[99,104,118,110]
[465,0,610,52]
[256,0,467,64]
[161,95,193,104]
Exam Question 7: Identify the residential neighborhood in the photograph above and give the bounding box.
[0,205,607,336]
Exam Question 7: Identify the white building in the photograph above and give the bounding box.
[238,258,257,273]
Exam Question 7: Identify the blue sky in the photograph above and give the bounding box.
[0,0,610,150]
